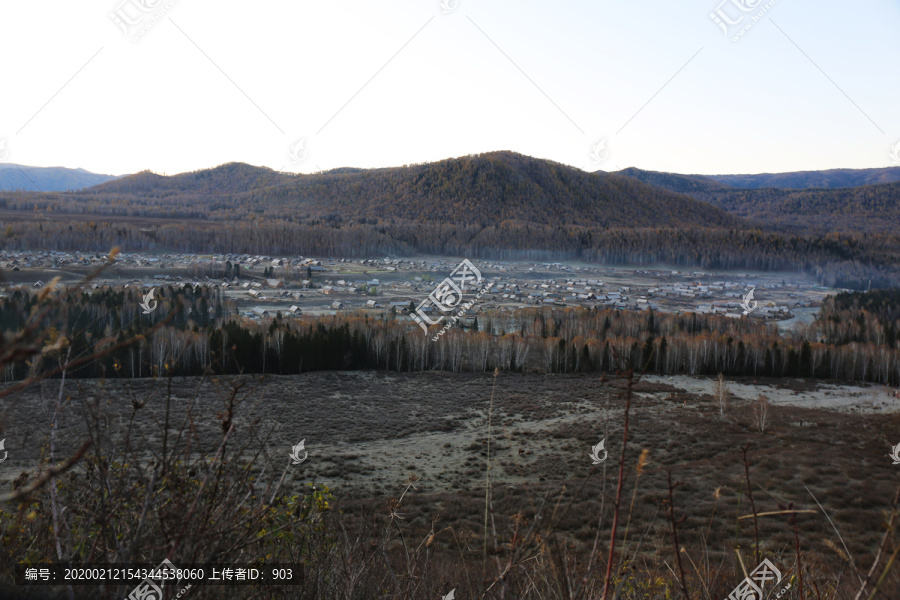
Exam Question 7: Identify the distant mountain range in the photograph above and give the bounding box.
[81,155,900,233]
[73,154,743,229]
[706,167,900,189]
[5,158,900,194]
[0,164,119,192]
[3,155,900,233]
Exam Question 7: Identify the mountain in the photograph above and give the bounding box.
[706,167,900,189]
[90,162,290,195]
[72,152,743,229]
[616,167,900,233]
[0,163,120,192]
[617,168,730,195]
[694,183,900,232]
[1,152,898,289]
[7,157,899,233]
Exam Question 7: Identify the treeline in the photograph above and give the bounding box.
[2,218,899,290]
[805,289,900,347]
[4,287,900,385]
[0,285,226,381]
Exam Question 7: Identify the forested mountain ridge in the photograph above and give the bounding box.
[617,167,900,233]
[8,152,743,229]
[8,156,898,233]
[707,166,900,189]
[90,162,292,196]
[616,167,731,195]
[695,183,900,232]
[618,165,900,191]
[244,152,743,228]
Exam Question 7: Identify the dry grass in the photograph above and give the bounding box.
[1,369,899,598]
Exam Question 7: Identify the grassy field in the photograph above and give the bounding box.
[2,371,898,598]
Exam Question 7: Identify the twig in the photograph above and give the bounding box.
[865,542,900,600]
[0,440,92,503]
[482,367,499,589]
[854,485,900,600]
[736,510,817,520]
[741,445,761,565]
[665,471,691,600]
[49,347,71,562]
[803,484,863,586]
[600,368,635,600]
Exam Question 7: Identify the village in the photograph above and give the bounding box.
[0,250,834,327]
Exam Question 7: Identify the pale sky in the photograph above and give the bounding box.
[0,0,898,177]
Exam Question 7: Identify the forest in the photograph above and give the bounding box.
[2,219,897,289]
[0,154,740,228]
[4,284,900,385]
[620,166,900,233]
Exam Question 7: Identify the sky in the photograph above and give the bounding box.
[0,0,898,177]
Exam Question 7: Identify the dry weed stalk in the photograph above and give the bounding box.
[663,471,691,600]
[716,373,728,418]
[741,445,761,566]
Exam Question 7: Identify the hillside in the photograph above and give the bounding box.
[14,152,742,229]
[618,167,900,233]
[707,166,900,189]
[9,158,899,233]
[618,165,900,191]
[617,167,730,195]
[241,152,743,228]
[0,163,119,192]
[90,162,292,196]
[697,183,900,232]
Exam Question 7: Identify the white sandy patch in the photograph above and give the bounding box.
[643,375,900,414]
